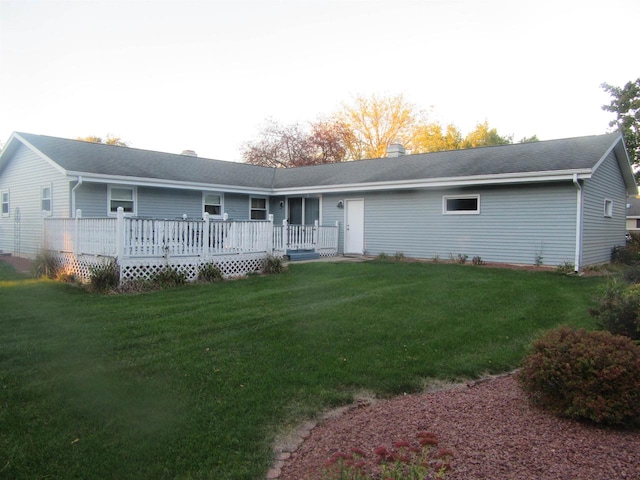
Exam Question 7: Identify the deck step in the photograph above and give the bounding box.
[286,249,320,262]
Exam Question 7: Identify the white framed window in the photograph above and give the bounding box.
[443,194,480,215]
[41,185,52,216]
[604,198,613,218]
[1,189,9,217]
[108,186,136,215]
[203,192,223,217]
[250,197,267,220]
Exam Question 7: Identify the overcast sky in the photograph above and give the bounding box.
[1,0,638,161]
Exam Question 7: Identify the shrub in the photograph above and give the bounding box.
[622,266,640,284]
[454,254,468,264]
[556,261,575,274]
[375,252,389,262]
[471,255,484,266]
[518,326,640,426]
[589,281,640,340]
[393,252,406,262]
[198,262,223,282]
[89,261,120,293]
[611,244,640,265]
[262,255,284,274]
[33,250,59,279]
[153,266,186,288]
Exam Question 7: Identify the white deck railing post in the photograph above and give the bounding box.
[313,219,319,252]
[203,212,210,257]
[282,218,288,251]
[74,209,82,255]
[267,214,274,254]
[116,207,124,261]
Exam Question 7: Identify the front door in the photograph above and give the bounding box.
[344,198,364,254]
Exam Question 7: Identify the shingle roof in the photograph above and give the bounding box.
[273,133,622,188]
[4,131,632,193]
[14,132,276,189]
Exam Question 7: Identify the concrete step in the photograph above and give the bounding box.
[286,250,320,262]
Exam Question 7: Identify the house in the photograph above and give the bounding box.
[626,196,640,234]
[0,131,636,274]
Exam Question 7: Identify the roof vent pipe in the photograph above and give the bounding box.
[386,143,405,158]
[181,150,198,157]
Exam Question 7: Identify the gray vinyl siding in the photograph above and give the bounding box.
[137,187,202,219]
[270,196,286,225]
[581,151,628,266]
[0,144,69,257]
[336,184,577,266]
[223,193,250,220]
[321,193,346,254]
[75,182,107,217]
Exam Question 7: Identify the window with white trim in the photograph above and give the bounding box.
[41,185,52,215]
[604,198,613,218]
[203,193,222,217]
[250,197,267,220]
[1,189,9,217]
[443,195,480,214]
[109,186,136,215]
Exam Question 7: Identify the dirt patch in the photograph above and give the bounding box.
[0,255,33,274]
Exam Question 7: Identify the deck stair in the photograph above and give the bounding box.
[286,249,320,262]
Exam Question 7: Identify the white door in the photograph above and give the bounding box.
[344,198,364,254]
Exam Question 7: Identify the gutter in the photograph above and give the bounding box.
[573,173,582,272]
[71,176,83,217]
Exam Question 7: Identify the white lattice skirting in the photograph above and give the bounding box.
[51,252,269,284]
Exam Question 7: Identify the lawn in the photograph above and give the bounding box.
[0,260,603,479]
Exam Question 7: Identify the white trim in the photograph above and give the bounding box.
[573,174,583,272]
[203,191,224,218]
[108,185,137,216]
[442,194,480,215]
[11,133,69,176]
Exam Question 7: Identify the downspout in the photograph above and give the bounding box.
[71,176,83,217]
[573,173,582,272]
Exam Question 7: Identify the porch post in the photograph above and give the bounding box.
[282,218,288,251]
[313,219,319,252]
[116,207,125,262]
[203,212,210,257]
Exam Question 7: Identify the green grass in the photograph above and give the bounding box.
[0,260,603,479]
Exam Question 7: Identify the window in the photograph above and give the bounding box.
[604,198,613,218]
[109,186,136,214]
[1,189,9,217]
[443,195,480,214]
[203,193,222,216]
[250,197,267,220]
[41,185,52,215]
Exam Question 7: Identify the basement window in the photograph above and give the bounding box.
[443,195,480,214]
[604,198,613,218]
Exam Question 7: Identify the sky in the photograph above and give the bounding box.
[1,0,639,162]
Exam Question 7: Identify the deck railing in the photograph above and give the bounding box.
[44,209,338,259]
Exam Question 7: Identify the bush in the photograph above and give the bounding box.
[518,326,640,426]
[33,250,59,279]
[198,262,223,282]
[262,255,284,274]
[153,266,186,288]
[611,244,640,265]
[622,266,640,284]
[589,282,640,340]
[89,261,120,293]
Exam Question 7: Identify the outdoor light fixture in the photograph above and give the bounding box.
[279,201,284,208]
[337,201,344,209]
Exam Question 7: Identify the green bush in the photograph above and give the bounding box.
[261,255,284,274]
[198,262,223,282]
[622,266,640,284]
[611,244,640,265]
[518,326,640,426]
[153,266,187,288]
[89,261,120,293]
[589,282,640,341]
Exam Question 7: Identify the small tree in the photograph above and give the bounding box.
[601,78,640,165]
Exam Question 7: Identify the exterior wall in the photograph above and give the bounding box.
[581,151,629,265]
[0,144,69,257]
[320,193,346,253]
[323,184,578,266]
[270,196,287,225]
[74,182,107,217]
[224,192,251,220]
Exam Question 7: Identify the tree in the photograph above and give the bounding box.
[409,122,462,153]
[242,118,348,168]
[77,134,128,146]
[601,78,640,165]
[518,135,539,143]
[335,93,420,159]
[461,121,512,149]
